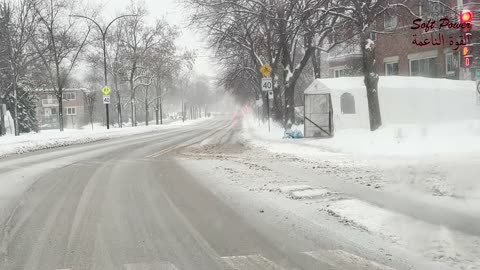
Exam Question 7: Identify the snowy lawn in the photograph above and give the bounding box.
[0,118,209,158]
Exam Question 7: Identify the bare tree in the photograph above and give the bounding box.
[0,0,38,135]
[326,0,417,131]
[187,0,339,128]
[83,89,96,130]
[31,0,91,131]
[146,24,183,125]
[121,2,168,127]
[108,22,128,127]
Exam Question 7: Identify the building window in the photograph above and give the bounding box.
[66,107,76,115]
[385,62,399,76]
[384,14,398,30]
[410,57,437,77]
[340,93,356,114]
[44,108,58,115]
[369,22,377,41]
[445,53,455,75]
[420,0,446,18]
[63,92,76,100]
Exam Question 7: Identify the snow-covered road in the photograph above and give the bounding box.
[0,118,208,158]
[1,114,478,269]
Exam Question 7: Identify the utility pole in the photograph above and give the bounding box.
[70,14,136,129]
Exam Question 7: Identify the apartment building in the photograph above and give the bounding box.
[329,0,477,79]
[34,88,88,129]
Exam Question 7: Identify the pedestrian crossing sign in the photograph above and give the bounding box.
[102,86,111,95]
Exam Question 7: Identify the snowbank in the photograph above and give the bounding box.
[0,117,209,158]
[243,115,480,157]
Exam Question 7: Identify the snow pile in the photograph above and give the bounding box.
[243,115,480,157]
[0,118,209,158]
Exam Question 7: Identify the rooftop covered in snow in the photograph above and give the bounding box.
[304,76,477,95]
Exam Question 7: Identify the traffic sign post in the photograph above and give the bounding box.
[259,64,273,132]
[102,86,111,129]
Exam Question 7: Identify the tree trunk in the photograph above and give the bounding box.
[284,82,295,129]
[156,80,161,125]
[271,58,284,122]
[273,75,284,121]
[312,49,321,79]
[361,34,382,131]
[145,102,149,126]
[0,103,6,136]
[58,94,64,131]
[160,102,163,124]
[145,85,149,126]
[129,80,136,127]
[155,109,159,125]
[12,77,19,136]
[114,76,122,128]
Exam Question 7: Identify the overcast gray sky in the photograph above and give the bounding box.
[100,0,217,77]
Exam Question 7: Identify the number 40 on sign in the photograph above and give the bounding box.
[262,78,272,91]
[103,95,111,104]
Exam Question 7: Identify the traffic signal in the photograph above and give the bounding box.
[460,10,473,24]
[462,46,473,68]
[460,10,474,68]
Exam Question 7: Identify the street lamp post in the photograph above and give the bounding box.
[70,14,135,129]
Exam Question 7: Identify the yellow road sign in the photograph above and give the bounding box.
[102,86,111,95]
[259,64,272,77]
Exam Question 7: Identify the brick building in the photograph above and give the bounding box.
[328,0,478,80]
[34,88,88,129]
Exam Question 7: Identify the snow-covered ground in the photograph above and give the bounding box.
[0,118,209,158]
[245,116,480,157]
[243,115,480,202]
[177,116,480,270]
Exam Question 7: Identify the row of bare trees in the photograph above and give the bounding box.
[186,0,417,131]
[1,0,196,135]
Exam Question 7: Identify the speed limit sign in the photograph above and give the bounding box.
[103,95,111,104]
[261,77,273,91]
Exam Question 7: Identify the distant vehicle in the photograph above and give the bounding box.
[232,111,243,121]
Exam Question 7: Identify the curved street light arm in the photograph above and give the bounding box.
[69,14,104,36]
[105,14,138,35]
